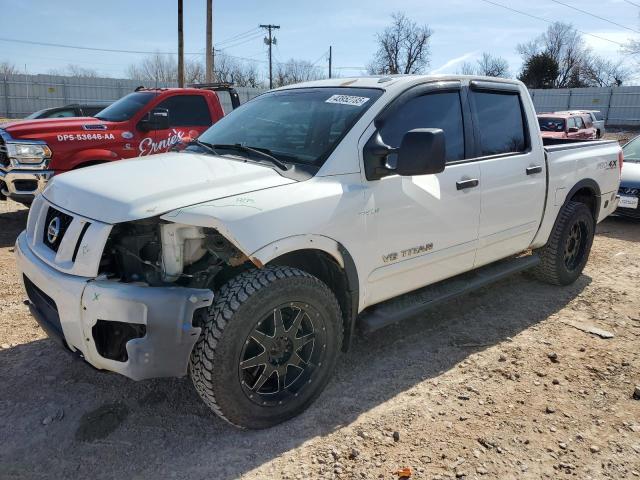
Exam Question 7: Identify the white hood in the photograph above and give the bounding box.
[43,152,296,224]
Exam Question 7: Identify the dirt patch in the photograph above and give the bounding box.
[75,402,130,442]
[0,198,638,479]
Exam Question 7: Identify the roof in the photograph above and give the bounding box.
[274,74,524,92]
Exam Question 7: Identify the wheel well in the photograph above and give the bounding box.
[73,160,108,169]
[569,187,598,219]
[268,249,355,352]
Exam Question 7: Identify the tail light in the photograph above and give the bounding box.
[618,149,624,176]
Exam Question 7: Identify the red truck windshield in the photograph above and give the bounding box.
[95,92,156,122]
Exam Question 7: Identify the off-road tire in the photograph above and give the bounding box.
[531,201,595,286]
[190,266,343,429]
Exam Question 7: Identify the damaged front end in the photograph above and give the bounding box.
[99,219,252,290]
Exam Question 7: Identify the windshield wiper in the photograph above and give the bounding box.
[212,143,288,170]
[188,139,219,156]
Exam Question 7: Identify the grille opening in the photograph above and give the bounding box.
[92,320,146,362]
[43,206,73,252]
[13,180,38,192]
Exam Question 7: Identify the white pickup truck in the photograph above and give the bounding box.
[15,75,622,429]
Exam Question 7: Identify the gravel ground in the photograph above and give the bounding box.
[0,198,639,480]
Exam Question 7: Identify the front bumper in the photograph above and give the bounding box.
[15,231,214,380]
[0,168,53,202]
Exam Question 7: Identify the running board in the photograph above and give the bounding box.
[358,254,540,333]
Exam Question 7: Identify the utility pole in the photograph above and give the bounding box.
[260,24,280,89]
[328,46,332,79]
[206,0,213,83]
[177,0,184,87]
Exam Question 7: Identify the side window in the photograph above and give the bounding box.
[567,117,576,129]
[575,116,585,129]
[47,109,76,118]
[156,95,212,127]
[379,91,465,162]
[470,90,527,156]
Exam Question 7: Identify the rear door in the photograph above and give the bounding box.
[363,83,482,306]
[468,82,546,267]
[566,117,580,139]
[142,94,213,155]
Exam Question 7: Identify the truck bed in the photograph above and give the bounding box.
[542,137,619,150]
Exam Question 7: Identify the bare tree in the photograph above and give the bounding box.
[582,57,630,87]
[517,22,589,88]
[0,61,18,77]
[126,53,177,84]
[47,64,100,78]
[367,12,432,75]
[456,61,476,76]
[127,52,263,88]
[476,53,510,77]
[273,59,323,87]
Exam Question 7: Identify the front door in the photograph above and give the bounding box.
[362,86,481,307]
[140,94,213,156]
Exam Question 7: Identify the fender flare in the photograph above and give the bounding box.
[67,148,118,170]
[563,178,601,218]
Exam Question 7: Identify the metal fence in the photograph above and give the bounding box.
[3,74,640,127]
[0,73,264,118]
[530,86,640,127]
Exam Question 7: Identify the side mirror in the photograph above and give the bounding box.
[364,128,446,180]
[396,128,446,177]
[568,127,579,133]
[138,108,170,131]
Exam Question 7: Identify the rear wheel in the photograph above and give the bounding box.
[532,201,595,285]
[190,266,343,429]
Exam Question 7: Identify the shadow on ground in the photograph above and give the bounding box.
[596,215,639,242]
[0,268,591,479]
[0,208,28,248]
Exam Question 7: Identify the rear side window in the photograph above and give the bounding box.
[156,95,212,127]
[379,91,465,162]
[567,117,576,129]
[470,91,527,156]
[593,111,604,121]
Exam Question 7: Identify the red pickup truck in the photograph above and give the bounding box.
[0,84,238,204]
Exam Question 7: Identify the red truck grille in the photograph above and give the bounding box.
[0,136,8,168]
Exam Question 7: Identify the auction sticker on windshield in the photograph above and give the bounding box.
[325,94,371,107]
[619,196,639,209]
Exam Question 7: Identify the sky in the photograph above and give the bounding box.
[1,0,639,82]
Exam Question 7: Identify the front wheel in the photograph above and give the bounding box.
[190,266,343,429]
[532,201,595,286]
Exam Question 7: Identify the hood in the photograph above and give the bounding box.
[43,152,297,224]
[0,117,109,140]
[621,160,640,188]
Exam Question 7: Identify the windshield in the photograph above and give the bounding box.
[538,117,566,132]
[25,109,48,119]
[623,136,640,162]
[196,87,383,166]
[95,92,156,122]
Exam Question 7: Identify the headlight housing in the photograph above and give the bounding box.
[7,142,52,165]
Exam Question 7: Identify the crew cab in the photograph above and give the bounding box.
[538,112,597,141]
[15,75,621,429]
[0,84,239,204]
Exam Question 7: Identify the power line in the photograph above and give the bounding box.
[477,0,626,46]
[549,0,640,34]
[215,27,261,46]
[623,0,640,7]
[217,32,264,50]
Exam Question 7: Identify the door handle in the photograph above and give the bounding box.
[456,179,479,190]
[526,166,543,175]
